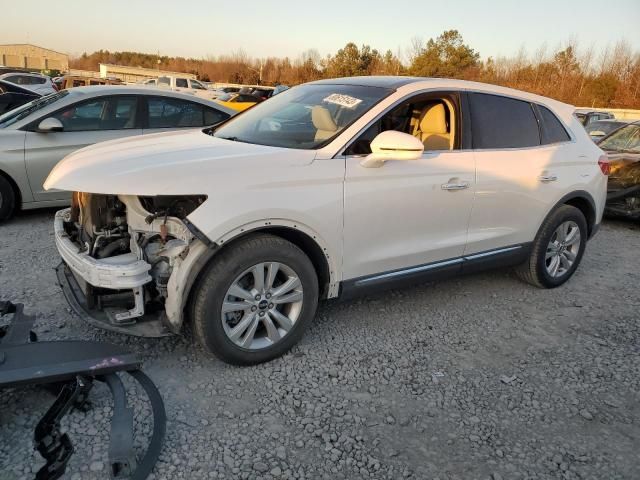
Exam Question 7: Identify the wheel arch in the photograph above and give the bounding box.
[0,168,22,212]
[177,222,338,331]
[545,190,597,238]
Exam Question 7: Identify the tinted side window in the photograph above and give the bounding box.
[345,94,460,155]
[204,108,229,125]
[52,96,138,131]
[469,93,540,149]
[147,97,205,128]
[537,105,570,144]
[175,78,188,88]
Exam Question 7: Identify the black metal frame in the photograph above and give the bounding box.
[0,301,166,480]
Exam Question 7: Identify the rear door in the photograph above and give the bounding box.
[142,96,230,134]
[24,95,142,201]
[465,92,573,255]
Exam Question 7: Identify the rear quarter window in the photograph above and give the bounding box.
[537,105,571,144]
[469,93,540,149]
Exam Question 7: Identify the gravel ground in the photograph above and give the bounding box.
[1,209,639,480]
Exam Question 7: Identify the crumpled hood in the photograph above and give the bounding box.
[606,151,640,190]
[45,129,315,195]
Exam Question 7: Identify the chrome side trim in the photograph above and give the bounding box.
[355,258,463,286]
[354,245,524,287]
[463,245,523,261]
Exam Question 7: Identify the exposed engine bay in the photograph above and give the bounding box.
[59,192,207,333]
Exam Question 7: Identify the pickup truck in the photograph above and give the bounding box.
[142,76,216,100]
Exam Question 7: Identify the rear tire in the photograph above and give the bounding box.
[0,175,16,221]
[192,234,319,365]
[516,205,587,288]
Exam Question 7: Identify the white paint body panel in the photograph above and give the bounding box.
[45,78,607,321]
[343,151,475,278]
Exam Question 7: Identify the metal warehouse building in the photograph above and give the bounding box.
[0,44,69,72]
[98,64,197,83]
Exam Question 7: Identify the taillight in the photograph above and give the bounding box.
[598,155,610,175]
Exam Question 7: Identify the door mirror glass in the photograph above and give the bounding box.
[360,131,424,168]
[37,117,64,132]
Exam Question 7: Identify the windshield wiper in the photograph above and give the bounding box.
[218,136,239,141]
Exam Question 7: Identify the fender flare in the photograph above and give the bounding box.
[539,190,597,238]
[166,219,340,331]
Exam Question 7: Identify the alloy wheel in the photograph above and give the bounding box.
[545,220,581,278]
[221,262,304,350]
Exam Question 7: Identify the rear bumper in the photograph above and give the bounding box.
[54,209,151,290]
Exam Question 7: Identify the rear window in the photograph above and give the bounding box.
[469,93,540,149]
[204,108,229,125]
[537,105,571,144]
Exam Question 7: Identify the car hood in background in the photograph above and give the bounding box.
[44,129,317,196]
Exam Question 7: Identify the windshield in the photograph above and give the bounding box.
[213,84,392,149]
[599,124,640,153]
[587,121,625,136]
[0,90,69,129]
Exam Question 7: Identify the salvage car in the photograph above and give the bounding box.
[575,109,614,126]
[214,92,262,112]
[0,72,56,96]
[597,121,640,219]
[585,119,630,142]
[0,79,40,115]
[55,75,123,90]
[0,86,235,220]
[45,77,608,365]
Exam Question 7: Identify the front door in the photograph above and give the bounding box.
[342,92,475,282]
[24,95,142,202]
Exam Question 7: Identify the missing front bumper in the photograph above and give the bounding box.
[56,262,171,338]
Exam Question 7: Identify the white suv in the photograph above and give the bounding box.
[46,77,608,365]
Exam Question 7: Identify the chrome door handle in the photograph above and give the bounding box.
[441,181,470,191]
[539,174,558,183]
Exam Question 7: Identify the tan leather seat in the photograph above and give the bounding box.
[415,104,450,150]
[312,106,338,141]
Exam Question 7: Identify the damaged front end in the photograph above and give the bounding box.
[606,154,640,219]
[55,193,208,337]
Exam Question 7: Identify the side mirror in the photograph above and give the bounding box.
[37,117,64,133]
[360,131,424,168]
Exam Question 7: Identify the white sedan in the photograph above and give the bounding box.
[0,86,235,219]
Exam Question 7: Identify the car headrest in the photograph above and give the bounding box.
[312,106,338,132]
[419,104,447,135]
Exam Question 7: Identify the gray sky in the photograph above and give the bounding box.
[2,0,639,61]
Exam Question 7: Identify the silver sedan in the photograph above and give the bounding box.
[0,86,235,220]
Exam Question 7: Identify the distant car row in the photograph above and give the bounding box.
[138,75,289,111]
[0,70,289,115]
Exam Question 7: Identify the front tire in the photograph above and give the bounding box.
[0,175,16,221]
[516,205,587,288]
[192,234,319,365]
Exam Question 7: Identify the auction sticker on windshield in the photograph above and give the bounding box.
[323,93,363,109]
